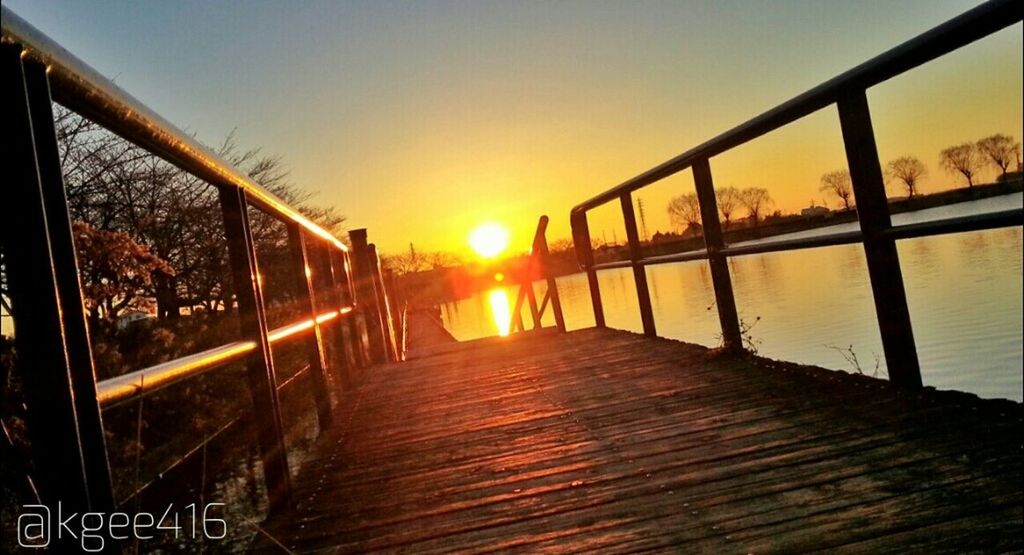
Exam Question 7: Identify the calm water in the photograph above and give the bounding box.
[441,193,1023,402]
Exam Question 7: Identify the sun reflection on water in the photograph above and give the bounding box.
[487,288,512,337]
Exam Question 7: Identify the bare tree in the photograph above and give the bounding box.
[715,187,741,229]
[667,193,702,235]
[976,134,1021,179]
[940,143,983,188]
[886,156,927,199]
[819,170,854,210]
[739,188,773,227]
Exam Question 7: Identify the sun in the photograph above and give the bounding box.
[468,223,510,259]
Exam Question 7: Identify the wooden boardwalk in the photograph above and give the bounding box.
[261,328,1022,553]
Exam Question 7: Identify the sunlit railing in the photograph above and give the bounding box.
[569,0,1023,389]
[2,6,404,526]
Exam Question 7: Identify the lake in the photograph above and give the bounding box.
[440,193,1023,402]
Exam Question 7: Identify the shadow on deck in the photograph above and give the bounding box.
[260,327,1021,553]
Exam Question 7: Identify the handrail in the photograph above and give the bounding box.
[3,6,402,518]
[568,0,1023,392]
[96,306,353,409]
[510,215,566,333]
[0,6,346,250]
[571,0,1021,215]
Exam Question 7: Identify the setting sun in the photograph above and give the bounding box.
[468,223,510,259]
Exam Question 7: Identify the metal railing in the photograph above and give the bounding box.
[570,0,1023,389]
[1,6,403,527]
[511,216,566,333]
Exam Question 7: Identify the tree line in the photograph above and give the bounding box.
[819,133,1020,208]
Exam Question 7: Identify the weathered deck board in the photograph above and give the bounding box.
[259,328,1022,553]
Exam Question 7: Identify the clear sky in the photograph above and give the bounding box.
[4,0,1022,256]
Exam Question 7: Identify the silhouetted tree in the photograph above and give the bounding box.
[940,143,982,188]
[715,187,741,229]
[667,193,702,235]
[886,156,927,198]
[739,187,773,227]
[819,170,854,210]
[976,134,1021,179]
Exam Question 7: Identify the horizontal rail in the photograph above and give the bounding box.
[96,307,352,409]
[0,7,346,251]
[587,209,1023,271]
[571,0,1021,214]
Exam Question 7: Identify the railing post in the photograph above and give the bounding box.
[317,247,355,389]
[348,229,389,364]
[2,43,99,523]
[534,218,566,333]
[621,194,657,337]
[368,244,399,362]
[692,158,743,351]
[333,249,368,371]
[286,226,334,428]
[217,185,292,513]
[571,212,606,328]
[837,90,923,389]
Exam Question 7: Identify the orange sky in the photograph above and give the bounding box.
[5,1,1023,259]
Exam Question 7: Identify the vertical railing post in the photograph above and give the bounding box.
[621,194,657,337]
[837,90,923,389]
[535,218,566,333]
[2,43,96,522]
[317,247,354,389]
[571,212,606,328]
[286,226,334,428]
[24,53,117,513]
[348,229,389,364]
[383,269,406,359]
[692,158,743,351]
[218,186,291,513]
[368,244,399,362]
[332,249,368,371]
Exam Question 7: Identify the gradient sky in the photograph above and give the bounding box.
[5,0,1022,256]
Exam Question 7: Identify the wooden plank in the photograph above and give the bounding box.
[259,327,1022,553]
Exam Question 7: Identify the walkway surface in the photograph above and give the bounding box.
[261,327,1022,553]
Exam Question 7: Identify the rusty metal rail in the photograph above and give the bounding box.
[570,0,1023,389]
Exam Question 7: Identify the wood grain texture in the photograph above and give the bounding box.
[258,328,1022,553]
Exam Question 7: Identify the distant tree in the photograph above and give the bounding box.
[715,187,741,229]
[73,222,174,325]
[819,170,854,210]
[886,156,927,199]
[940,143,983,188]
[739,187,773,227]
[667,193,702,235]
[548,239,575,254]
[976,134,1021,179]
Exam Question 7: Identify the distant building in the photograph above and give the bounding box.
[801,204,830,217]
[116,310,154,330]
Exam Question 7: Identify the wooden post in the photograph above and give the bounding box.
[692,158,743,351]
[2,43,96,521]
[368,244,399,362]
[837,89,923,389]
[571,212,606,328]
[218,185,292,513]
[286,226,334,427]
[534,219,567,333]
[348,229,389,364]
[621,194,657,337]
